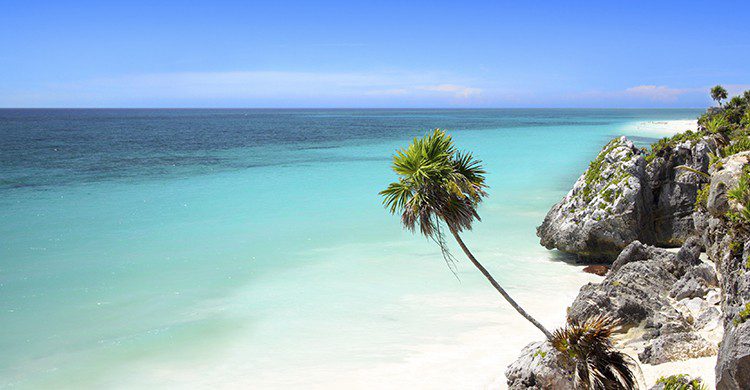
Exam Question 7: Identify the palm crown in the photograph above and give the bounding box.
[379,129,487,237]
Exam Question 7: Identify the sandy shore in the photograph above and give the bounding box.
[622,119,698,138]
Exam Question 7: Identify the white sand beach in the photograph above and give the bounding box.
[623,119,699,138]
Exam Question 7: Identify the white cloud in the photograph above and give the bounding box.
[416,84,482,98]
[622,85,691,102]
[0,70,482,107]
[366,84,482,99]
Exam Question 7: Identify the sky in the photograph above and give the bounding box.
[1,0,749,108]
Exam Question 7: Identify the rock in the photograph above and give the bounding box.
[639,332,718,364]
[582,265,608,276]
[568,239,723,363]
[537,137,652,261]
[694,151,750,389]
[695,305,722,330]
[538,135,713,261]
[706,152,750,218]
[714,239,750,390]
[648,137,715,246]
[569,241,686,330]
[505,341,574,390]
[668,261,718,300]
[687,263,720,287]
[670,277,709,300]
[716,321,750,390]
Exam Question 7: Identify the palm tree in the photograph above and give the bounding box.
[379,129,552,340]
[551,315,638,390]
[711,85,728,107]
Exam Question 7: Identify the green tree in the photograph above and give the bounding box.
[551,315,638,390]
[711,85,728,106]
[379,129,552,339]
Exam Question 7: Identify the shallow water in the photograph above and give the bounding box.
[0,109,701,388]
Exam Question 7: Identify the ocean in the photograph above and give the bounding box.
[0,109,702,389]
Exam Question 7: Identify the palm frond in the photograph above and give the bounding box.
[379,128,488,266]
[551,314,639,390]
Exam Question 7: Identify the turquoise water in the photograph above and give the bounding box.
[0,109,701,388]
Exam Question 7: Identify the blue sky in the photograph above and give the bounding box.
[1,0,749,108]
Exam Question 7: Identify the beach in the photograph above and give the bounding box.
[0,109,705,388]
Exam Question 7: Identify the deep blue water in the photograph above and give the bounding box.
[0,109,698,189]
[0,109,702,388]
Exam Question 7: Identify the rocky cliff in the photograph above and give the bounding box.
[513,104,750,389]
[537,134,715,262]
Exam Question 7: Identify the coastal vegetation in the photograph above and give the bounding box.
[381,130,640,388]
[526,86,750,389]
[550,314,637,390]
[711,85,728,107]
[655,374,708,390]
[379,129,554,339]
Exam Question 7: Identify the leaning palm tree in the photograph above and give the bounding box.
[379,129,552,340]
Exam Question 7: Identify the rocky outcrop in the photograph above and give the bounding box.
[691,151,750,389]
[647,137,715,246]
[717,320,750,390]
[538,135,714,261]
[520,125,750,389]
[505,341,575,389]
[568,239,721,364]
[537,137,652,261]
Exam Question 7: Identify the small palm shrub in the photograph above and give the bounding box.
[727,167,750,225]
[722,137,750,157]
[551,314,638,390]
[694,183,710,211]
[733,302,750,325]
[655,374,707,390]
[705,114,730,135]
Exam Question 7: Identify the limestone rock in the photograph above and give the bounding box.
[505,341,575,390]
[639,332,718,364]
[648,137,715,246]
[537,137,651,261]
[568,239,722,363]
[716,321,750,390]
[538,135,713,261]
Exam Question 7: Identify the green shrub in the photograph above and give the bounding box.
[727,167,750,225]
[722,137,750,157]
[655,374,707,390]
[729,240,743,257]
[645,130,705,163]
[695,183,710,211]
[733,302,750,326]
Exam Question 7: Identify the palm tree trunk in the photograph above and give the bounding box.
[448,224,553,341]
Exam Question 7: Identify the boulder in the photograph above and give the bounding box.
[706,152,750,218]
[639,332,718,364]
[567,239,722,362]
[537,137,652,261]
[505,341,575,390]
[714,240,750,390]
[538,135,713,261]
[716,321,750,390]
[647,138,715,246]
[582,265,609,276]
[669,262,718,300]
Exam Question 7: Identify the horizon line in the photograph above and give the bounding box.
[0,106,709,110]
